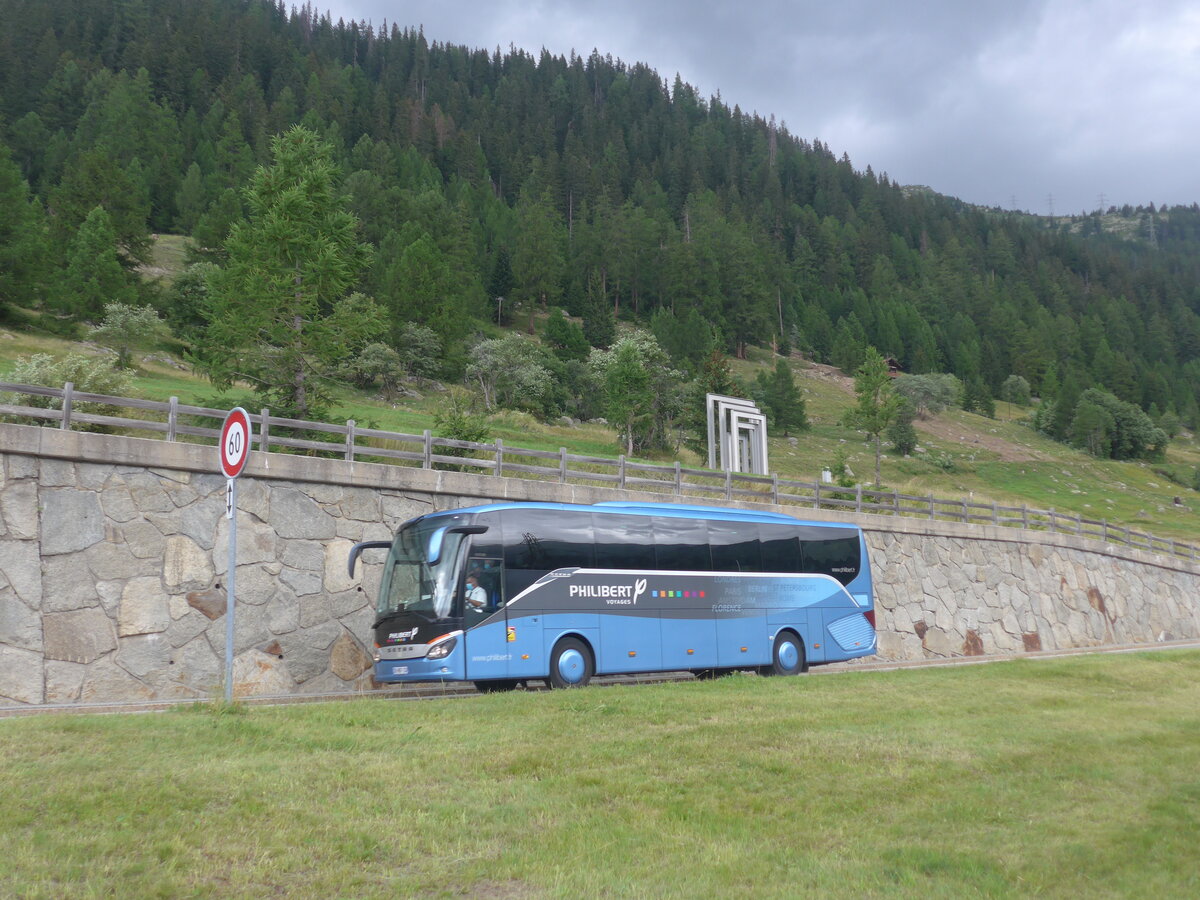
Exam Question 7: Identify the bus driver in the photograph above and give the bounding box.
[464,573,488,613]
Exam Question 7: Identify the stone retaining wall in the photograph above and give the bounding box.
[868,529,1199,660]
[1,424,1197,706]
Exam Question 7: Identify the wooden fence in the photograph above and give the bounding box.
[2,380,1197,563]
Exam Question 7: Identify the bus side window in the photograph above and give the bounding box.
[652,517,711,571]
[709,522,761,572]
[594,514,654,570]
[759,525,800,573]
[802,537,861,585]
[503,508,595,572]
[501,508,595,600]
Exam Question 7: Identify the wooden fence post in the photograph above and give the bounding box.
[674,461,682,496]
[345,420,355,462]
[855,484,862,514]
[929,494,935,519]
[814,481,821,510]
[725,469,732,500]
[166,397,178,442]
[495,438,504,477]
[60,381,74,430]
[422,429,432,469]
[771,473,779,505]
[618,455,627,490]
[992,502,998,525]
[259,409,270,453]
[559,448,568,482]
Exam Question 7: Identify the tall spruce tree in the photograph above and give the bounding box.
[199,126,382,419]
[59,205,137,319]
[0,143,50,317]
[753,359,809,436]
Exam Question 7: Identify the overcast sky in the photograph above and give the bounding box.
[330,0,1200,215]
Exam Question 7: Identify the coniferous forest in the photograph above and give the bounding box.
[2,0,1199,452]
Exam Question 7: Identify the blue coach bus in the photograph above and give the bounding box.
[347,501,876,691]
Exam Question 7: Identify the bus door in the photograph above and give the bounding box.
[462,555,511,680]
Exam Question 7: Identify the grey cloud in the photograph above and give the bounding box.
[338,0,1200,212]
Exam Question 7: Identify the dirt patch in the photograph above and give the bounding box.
[804,362,856,393]
[913,415,1054,462]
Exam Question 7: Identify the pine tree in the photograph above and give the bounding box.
[486,247,515,325]
[543,308,589,361]
[753,359,808,436]
[59,205,137,319]
[842,347,903,487]
[49,148,152,264]
[198,126,383,419]
[0,143,50,316]
[581,270,616,348]
[512,185,565,333]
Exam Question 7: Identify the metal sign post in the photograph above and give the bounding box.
[218,408,251,702]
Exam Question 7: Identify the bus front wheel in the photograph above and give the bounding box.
[547,637,594,689]
[764,631,806,676]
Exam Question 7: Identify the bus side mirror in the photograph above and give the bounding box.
[348,541,391,578]
[428,524,489,564]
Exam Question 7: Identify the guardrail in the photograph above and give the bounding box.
[3,380,1197,563]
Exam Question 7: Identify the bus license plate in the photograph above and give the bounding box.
[392,665,409,676]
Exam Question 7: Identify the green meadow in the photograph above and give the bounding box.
[2,650,1197,898]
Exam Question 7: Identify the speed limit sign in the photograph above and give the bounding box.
[219,407,251,479]
[218,406,251,702]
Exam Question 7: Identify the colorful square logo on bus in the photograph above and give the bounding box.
[651,590,705,598]
[506,626,516,642]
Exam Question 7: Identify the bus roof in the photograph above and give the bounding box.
[417,501,860,531]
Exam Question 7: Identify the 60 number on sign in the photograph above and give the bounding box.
[219,407,251,479]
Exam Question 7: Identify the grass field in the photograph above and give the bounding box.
[2,651,1198,898]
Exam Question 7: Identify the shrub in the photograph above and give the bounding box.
[2,353,133,430]
[895,373,961,418]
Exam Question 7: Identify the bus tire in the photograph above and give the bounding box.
[547,637,593,689]
[475,679,519,693]
[765,631,806,676]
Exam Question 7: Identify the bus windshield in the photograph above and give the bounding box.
[377,521,464,620]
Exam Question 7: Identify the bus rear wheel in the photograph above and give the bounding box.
[547,637,593,689]
[764,631,806,676]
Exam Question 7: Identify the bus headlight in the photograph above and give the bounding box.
[427,636,458,660]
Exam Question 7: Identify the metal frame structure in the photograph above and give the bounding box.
[705,393,768,475]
